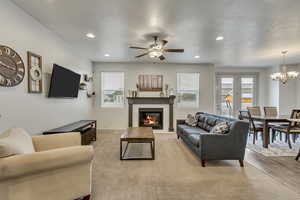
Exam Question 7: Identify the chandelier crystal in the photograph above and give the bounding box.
[270,51,299,84]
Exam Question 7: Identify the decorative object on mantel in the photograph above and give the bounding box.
[79,82,87,90]
[165,84,169,96]
[0,45,25,87]
[138,74,163,91]
[128,90,138,97]
[270,51,299,84]
[27,51,43,93]
[169,88,175,96]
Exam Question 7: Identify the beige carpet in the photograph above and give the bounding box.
[92,131,300,200]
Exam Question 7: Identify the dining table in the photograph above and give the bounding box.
[244,115,300,148]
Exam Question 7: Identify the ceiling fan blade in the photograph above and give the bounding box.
[161,40,168,46]
[130,46,148,50]
[163,49,184,53]
[159,55,166,60]
[136,52,149,58]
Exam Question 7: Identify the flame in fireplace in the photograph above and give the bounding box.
[144,115,158,125]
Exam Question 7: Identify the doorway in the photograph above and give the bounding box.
[216,73,258,117]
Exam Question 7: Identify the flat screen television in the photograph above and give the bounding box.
[48,64,81,98]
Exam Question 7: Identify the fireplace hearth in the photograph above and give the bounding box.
[139,108,163,130]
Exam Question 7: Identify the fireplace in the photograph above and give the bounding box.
[139,108,163,130]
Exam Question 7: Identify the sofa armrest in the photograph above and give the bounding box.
[177,119,186,125]
[0,146,94,181]
[32,132,81,152]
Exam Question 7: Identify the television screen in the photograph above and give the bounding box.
[48,64,81,98]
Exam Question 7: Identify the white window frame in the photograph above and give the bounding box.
[176,72,200,108]
[215,72,259,116]
[101,72,125,108]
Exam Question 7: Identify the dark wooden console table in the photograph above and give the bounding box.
[127,96,175,131]
[43,120,97,145]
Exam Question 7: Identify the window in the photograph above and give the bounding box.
[215,73,258,117]
[101,72,125,107]
[177,72,200,108]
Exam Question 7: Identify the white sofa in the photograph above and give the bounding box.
[0,132,94,200]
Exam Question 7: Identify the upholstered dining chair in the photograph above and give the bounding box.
[247,106,261,116]
[271,109,300,149]
[239,110,262,144]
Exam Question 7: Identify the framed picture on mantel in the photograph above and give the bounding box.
[138,74,163,91]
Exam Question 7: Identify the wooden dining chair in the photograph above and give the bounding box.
[296,149,300,161]
[264,107,278,117]
[239,110,263,144]
[271,109,300,149]
[264,106,287,142]
[247,106,261,116]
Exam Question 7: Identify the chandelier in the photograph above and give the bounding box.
[270,51,299,84]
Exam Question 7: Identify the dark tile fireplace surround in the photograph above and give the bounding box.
[139,108,163,130]
[127,96,176,131]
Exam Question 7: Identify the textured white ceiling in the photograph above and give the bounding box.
[11,0,300,66]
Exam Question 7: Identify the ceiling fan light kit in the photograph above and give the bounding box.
[270,51,299,84]
[130,36,184,61]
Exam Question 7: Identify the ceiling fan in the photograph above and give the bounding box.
[129,36,184,60]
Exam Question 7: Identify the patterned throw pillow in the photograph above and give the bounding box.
[210,122,230,134]
[185,114,197,127]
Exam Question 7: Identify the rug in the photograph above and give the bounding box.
[246,135,300,157]
[91,131,299,200]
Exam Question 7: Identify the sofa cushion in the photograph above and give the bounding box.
[0,128,35,158]
[197,115,206,129]
[205,117,218,126]
[210,122,230,134]
[177,124,191,132]
[183,127,208,135]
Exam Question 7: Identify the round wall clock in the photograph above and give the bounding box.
[0,45,25,87]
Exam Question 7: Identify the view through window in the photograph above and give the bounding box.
[101,72,124,107]
[177,72,200,108]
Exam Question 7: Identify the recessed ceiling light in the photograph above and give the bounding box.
[104,54,110,57]
[216,36,224,41]
[194,55,200,58]
[86,33,95,39]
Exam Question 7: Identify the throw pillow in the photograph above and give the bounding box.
[0,128,35,158]
[185,114,197,127]
[210,122,230,134]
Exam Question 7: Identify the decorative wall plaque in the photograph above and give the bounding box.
[138,74,163,91]
[27,51,43,93]
[0,45,25,87]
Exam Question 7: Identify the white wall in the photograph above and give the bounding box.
[297,67,300,108]
[264,65,300,115]
[278,65,300,114]
[0,0,93,134]
[93,62,215,130]
[266,66,280,108]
